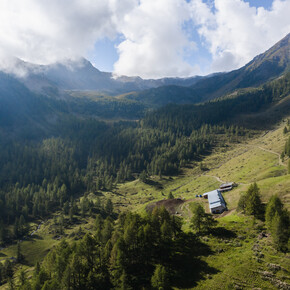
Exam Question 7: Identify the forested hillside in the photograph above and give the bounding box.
[0,72,289,249]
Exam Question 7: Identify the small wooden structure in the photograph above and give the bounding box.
[219,182,234,192]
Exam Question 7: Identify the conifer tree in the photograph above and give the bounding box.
[18,269,27,288]
[265,195,289,251]
[17,241,24,263]
[238,183,262,218]
[105,199,113,215]
[120,270,132,290]
[265,195,283,229]
[13,217,19,239]
[151,264,170,290]
[190,203,216,233]
[270,211,289,252]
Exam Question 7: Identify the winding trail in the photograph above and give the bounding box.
[179,199,194,218]
[242,144,285,166]
[256,146,284,166]
[171,179,194,192]
[203,174,225,184]
[202,141,286,186]
[30,221,44,236]
[170,130,286,195]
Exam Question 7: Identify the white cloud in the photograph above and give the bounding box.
[0,0,134,72]
[113,0,199,79]
[189,0,290,72]
[0,0,289,78]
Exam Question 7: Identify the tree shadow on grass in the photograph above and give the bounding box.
[20,257,31,267]
[144,179,164,189]
[170,232,218,289]
[209,226,237,239]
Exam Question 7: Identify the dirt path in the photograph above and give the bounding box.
[170,135,282,193]
[244,144,285,167]
[203,174,225,184]
[179,199,194,219]
[216,208,235,218]
[30,221,44,236]
[170,178,195,192]
[257,146,284,166]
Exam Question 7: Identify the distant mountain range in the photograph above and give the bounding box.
[1,33,289,104]
[6,58,205,97]
[0,32,289,136]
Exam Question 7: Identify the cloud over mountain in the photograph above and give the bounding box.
[190,0,290,72]
[0,0,289,78]
[0,0,116,64]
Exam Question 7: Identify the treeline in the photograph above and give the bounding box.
[66,96,146,120]
[6,207,207,289]
[85,124,226,191]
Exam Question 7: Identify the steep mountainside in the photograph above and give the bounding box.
[127,33,290,106]
[124,85,202,107]
[0,72,58,139]
[190,32,290,101]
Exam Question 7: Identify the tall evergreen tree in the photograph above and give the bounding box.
[265,195,289,251]
[238,183,262,218]
[17,241,24,263]
[265,195,283,229]
[190,203,216,233]
[151,264,170,290]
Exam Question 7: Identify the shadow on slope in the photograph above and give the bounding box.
[171,232,218,288]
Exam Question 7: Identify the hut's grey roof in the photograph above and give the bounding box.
[204,189,226,209]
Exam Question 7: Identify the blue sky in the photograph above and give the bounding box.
[0,0,289,78]
[92,38,121,73]
[247,0,274,9]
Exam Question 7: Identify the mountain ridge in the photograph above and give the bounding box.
[125,33,290,106]
[2,33,288,106]
[191,32,290,100]
[0,33,289,135]
[3,57,204,97]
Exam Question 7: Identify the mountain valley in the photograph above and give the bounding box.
[0,33,289,289]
